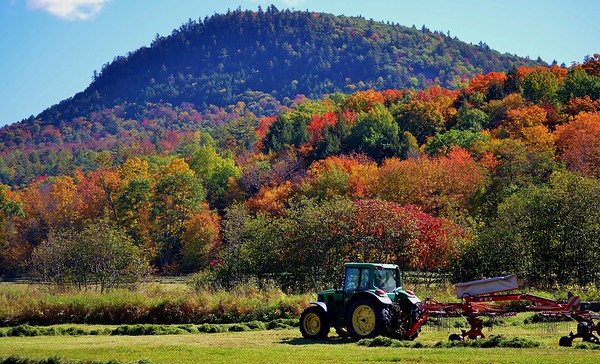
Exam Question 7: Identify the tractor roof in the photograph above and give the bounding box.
[343,262,399,270]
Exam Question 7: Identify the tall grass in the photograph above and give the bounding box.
[0,281,311,326]
[2,274,596,327]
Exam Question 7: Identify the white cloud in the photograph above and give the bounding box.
[246,0,306,6]
[282,0,305,5]
[27,0,110,21]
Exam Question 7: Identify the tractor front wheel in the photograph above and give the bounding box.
[346,297,386,340]
[299,306,330,339]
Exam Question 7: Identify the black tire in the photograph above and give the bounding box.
[400,299,422,340]
[559,335,573,347]
[577,322,590,336]
[346,296,386,340]
[385,300,421,340]
[449,333,463,341]
[299,306,330,339]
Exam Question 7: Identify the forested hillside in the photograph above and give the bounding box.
[0,7,543,187]
[43,6,544,120]
[1,53,599,292]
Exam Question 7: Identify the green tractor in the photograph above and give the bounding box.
[299,262,423,341]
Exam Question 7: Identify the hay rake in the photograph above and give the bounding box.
[409,275,600,346]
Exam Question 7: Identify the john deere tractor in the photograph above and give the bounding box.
[299,262,423,340]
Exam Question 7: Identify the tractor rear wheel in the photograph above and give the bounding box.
[346,296,386,340]
[385,300,422,340]
[299,306,329,339]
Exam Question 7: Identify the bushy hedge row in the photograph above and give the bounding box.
[358,335,541,349]
[0,357,150,364]
[0,319,299,337]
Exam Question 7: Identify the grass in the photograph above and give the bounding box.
[2,278,600,363]
[0,323,599,364]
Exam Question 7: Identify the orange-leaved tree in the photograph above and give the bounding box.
[555,111,600,177]
[374,148,486,218]
[299,154,377,200]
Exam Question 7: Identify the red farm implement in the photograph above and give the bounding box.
[413,274,600,346]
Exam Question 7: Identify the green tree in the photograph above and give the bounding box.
[345,103,401,161]
[217,204,282,288]
[475,172,600,286]
[0,184,24,277]
[522,68,559,104]
[315,118,350,159]
[30,219,147,292]
[116,177,153,248]
[394,99,445,145]
[189,145,240,208]
[151,159,206,272]
[559,68,600,102]
[453,107,489,132]
[424,129,490,156]
[263,111,310,153]
[281,198,355,291]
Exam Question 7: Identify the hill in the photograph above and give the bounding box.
[42,6,543,122]
[0,7,545,186]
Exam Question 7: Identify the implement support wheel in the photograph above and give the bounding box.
[559,335,573,347]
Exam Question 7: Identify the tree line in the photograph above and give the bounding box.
[1,56,599,290]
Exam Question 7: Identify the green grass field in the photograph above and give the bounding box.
[0,318,598,364]
[1,280,599,363]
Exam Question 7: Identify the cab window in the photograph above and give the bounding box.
[374,268,398,293]
[344,267,371,292]
[359,268,371,290]
[344,268,359,291]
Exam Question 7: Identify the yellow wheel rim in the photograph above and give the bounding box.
[352,304,376,336]
[303,312,322,335]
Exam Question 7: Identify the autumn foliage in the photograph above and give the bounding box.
[2,56,600,290]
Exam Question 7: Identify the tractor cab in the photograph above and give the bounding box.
[343,262,401,296]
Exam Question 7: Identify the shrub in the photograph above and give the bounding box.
[197,324,227,334]
[228,324,250,332]
[267,318,298,330]
[0,282,310,326]
[434,335,540,349]
[245,321,266,330]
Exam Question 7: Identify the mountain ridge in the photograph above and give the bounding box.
[31,6,543,125]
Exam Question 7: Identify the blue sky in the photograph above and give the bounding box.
[0,0,598,126]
